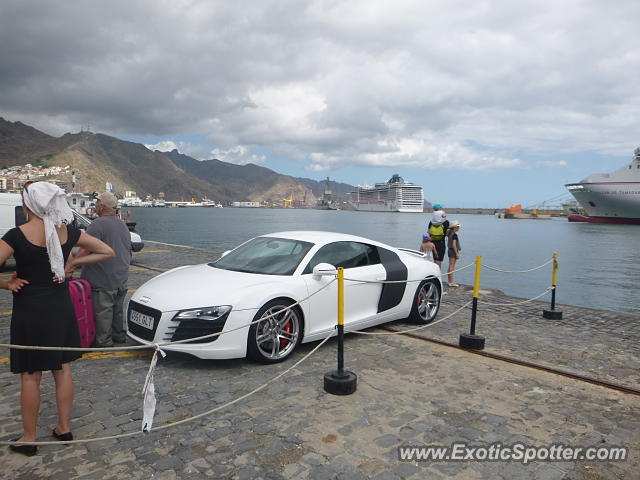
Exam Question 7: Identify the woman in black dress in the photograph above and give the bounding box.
[0,181,114,455]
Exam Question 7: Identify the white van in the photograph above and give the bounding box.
[0,193,27,238]
[0,193,143,253]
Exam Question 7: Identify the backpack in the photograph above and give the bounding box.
[428,222,446,240]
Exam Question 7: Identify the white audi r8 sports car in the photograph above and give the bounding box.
[127,231,442,363]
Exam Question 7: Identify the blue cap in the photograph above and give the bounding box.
[433,203,443,210]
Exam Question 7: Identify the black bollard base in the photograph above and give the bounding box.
[324,370,357,395]
[542,309,563,319]
[459,333,485,350]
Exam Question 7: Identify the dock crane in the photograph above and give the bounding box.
[283,192,294,208]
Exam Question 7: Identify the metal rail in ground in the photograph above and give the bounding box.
[383,327,640,397]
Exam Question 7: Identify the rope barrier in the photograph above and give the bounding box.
[0,253,554,352]
[1,250,563,448]
[1,331,334,446]
[440,262,476,276]
[481,258,553,274]
[0,278,337,352]
[478,287,553,307]
[345,300,472,336]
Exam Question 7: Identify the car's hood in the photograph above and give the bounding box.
[131,263,284,312]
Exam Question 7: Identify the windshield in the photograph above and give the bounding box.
[210,237,314,275]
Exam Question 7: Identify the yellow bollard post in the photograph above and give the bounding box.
[459,256,486,350]
[324,267,357,395]
[472,255,482,302]
[543,253,563,319]
[337,266,345,373]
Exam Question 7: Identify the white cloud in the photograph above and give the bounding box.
[308,137,523,171]
[144,140,207,160]
[1,0,639,171]
[532,160,568,168]
[209,146,266,165]
[145,140,179,152]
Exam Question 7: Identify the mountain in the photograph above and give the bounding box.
[294,176,354,201]
[162,149,317,204]
[0,117,58,166]
[0,118,218,200]
[53,132,222,201]
[0,117,355,204]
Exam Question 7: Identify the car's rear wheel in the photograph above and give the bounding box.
[409,279,441,324]
[247,299,302,363]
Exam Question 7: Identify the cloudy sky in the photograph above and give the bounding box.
[1,0,639,207]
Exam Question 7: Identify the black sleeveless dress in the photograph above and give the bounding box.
[2,225,83,374]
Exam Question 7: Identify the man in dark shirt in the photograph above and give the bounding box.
[78,192,131,347]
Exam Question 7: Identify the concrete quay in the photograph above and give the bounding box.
[0,241,638,479]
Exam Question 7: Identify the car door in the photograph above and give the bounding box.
[301,241,385,337]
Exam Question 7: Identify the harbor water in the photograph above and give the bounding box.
[128,208,640,315]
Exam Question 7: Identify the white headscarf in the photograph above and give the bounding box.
[22,182,75,280]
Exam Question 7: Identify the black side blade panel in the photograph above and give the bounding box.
[377,248,408,313]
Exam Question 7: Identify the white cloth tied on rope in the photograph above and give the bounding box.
[22,182,75,280]
[142,345,166,432]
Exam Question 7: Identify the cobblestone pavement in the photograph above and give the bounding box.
[0,242,638,479]
[387,283,640,390]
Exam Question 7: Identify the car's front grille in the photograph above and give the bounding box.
[127,301,162,341]
[164,314,229,344]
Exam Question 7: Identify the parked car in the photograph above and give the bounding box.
[127,231,442,363]
[71,210,144,252]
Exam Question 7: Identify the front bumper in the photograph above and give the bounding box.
[126,301,253,359]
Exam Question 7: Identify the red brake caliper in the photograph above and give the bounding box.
[279,317,291,348]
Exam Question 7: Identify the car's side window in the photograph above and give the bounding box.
[303,242,380,274]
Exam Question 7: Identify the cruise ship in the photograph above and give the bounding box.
[349,174,424,212]
[565,147,640,224]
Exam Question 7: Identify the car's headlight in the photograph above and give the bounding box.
[174,305,232,321]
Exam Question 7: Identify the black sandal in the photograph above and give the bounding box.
[52,428,73,441]
[9,438,37,456]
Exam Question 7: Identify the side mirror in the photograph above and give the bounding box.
[312,263,337,280]
[221,250,231,258]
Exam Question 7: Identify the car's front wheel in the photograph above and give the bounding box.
[247,299,302,363]
[409,279,441,324]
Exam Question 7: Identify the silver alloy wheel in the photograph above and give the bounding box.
[415,280,440,322]
[255,305,301,361]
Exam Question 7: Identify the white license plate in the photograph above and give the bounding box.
[130,310,154,330]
